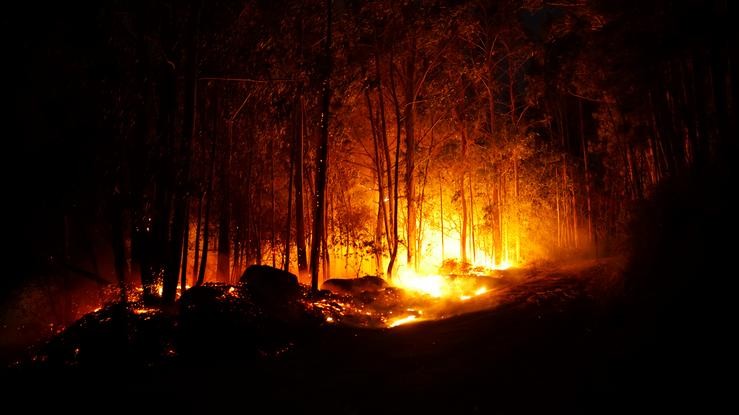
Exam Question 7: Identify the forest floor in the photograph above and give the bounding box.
[3,258,684,413]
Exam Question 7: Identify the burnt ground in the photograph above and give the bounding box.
[4,257,727,413]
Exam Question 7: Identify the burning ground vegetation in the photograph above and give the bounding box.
[12,261,582,370]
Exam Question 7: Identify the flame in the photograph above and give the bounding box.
[388,315,419,327]
[392,266,499,301]
[495,260,513,270]
[395,270,447,298]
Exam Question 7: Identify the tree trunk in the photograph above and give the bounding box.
[457,108,468,264]
[178,0,200,295]
[295,96,308,279]
[579,100,594,252]
[309,0,332,292]
[271,139,276,268]
[513,157,520,263]
[192,192,202,285]
[216,120,232,283]
[196,120,216,286]
[469,176,476,263]
[439,180,445,259]
[374,38,394,250]
[386,57,402,279]
[404,37,417,269]
[180,206,189,292]
[366,89,389,276]
[284,105,295,272]
[110,196,128,303]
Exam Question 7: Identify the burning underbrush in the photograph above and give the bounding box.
[313,269,512,328]
[16,264,519,368]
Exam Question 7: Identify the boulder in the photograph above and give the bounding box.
[240,265,300,303]
[321,276,388,295]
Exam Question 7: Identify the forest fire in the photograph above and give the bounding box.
[393,267,498,301]
[3,0,733,411]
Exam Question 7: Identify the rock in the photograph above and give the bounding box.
[240,265,300,300]
[321,276,388,295]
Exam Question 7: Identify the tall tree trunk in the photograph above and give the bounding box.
[457,108,468,264]
[460,177,468,264]
[284,107,295,272]
[579,100,594,252]
[366,89,389,276]
[160,51,183,305]
[513,157,520,263]
[177,4,200,294]
[216,121,232,283]
[180,207,189,292]
[309,0,332,292]
[192,192,202,285]
[295,96,308,278]
[271,139,276,268]
[386,57,402,279]
[196,117,216,286]
[404,36,417,269]
[255,177,263,265]
[439,180,445,259]
[374,38,394,250]
[110,196,128,303]
[469,176,476,263]
[375,197,383,276]
[496,175,503,265]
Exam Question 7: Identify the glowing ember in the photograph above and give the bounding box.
[388,315,419,327]
[133,308,157,315]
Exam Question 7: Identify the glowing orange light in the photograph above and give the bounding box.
[388,315,419,327]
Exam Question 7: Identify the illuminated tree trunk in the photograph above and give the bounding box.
[192,182,202,284]
[179,1,200,295]
[457,115,469,262]
[255,178,263,265]
[284,103,295,272]
[461,178,468,264]
[416,141,432,271]
[579,100,594,251]
[180,208,189,291]
[440,180,445,259]
[309,0,332,292]
[366,89,390,276]
[469,176,476,263]
[386,55,402,279]
[110,196,128,302]
[216,121,232,283]
[270,139,276,268]
[322,205,330,282]
[295,96,308,278]
[404,39,417,269]
[374,38,394,251]
[375,198,383,276]
[555,167,561,248]
[196,136,215,286]
[513,157,520,263]
[495,175,503,265]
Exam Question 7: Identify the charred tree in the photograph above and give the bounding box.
[309,0,333,292]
